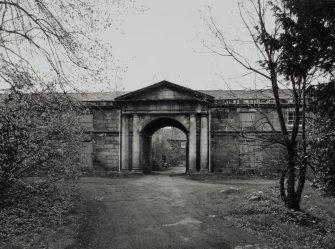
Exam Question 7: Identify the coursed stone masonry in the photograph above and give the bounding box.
[78,81,293,174]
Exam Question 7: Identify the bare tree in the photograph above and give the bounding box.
[0,0,134,194]
[206,0,322,210]
[0,0,132,92]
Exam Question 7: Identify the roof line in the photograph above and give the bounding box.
[115,80,215,102]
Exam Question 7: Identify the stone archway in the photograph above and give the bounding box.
[141,117,189,173]
[115,81,214,173]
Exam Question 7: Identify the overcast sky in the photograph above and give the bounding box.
[96,0,270,92]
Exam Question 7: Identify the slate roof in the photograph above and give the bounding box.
[200,89,293,100]
[0,81,293,102]
[68,91,127,102]
[68,89,292,102]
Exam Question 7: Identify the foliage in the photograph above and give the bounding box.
[274,0,335,196]
[278,0,335,74]
[307,82,335,195]
[0,86,83,194]
[308,117,335,195]
[273,0,335,79]
[0,2,132,246]
[0,180,80,249]
[308,81,335,118]
[0,1,137,191]
[272,0,335,205]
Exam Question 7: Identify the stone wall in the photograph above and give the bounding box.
[210,133,284,174]
[210,105,290,174]
[78,102,293,175]
[79,107,121,171]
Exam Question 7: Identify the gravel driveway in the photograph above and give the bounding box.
[70,174,271,249]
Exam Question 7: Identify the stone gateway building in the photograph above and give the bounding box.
[78,81,294,174]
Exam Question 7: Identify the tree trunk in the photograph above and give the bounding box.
[296,79,307,201]
[284,147,301,210]
[280,164,288,202]
[285,193,301,210]
[280,146,301,210]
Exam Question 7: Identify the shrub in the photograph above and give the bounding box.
[308,116,335,196]
[0,89,84,195]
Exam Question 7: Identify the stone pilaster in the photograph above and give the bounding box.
[121,115,129,171]
[132,114,141,172]
[200,114,208,171]
[188,114,197,172]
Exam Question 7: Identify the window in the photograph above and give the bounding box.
[287,111,295,126]
[287,111,302,126]
[180,141,186,148]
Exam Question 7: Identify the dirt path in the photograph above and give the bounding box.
[71,175,271,249]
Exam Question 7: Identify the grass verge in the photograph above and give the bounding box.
[0,180,81,249]
[206,178,335,249]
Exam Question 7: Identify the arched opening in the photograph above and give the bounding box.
[141,118,188,174]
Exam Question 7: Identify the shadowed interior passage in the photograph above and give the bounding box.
[141,118,188,173]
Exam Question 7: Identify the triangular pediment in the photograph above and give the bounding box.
[115,81,214,103]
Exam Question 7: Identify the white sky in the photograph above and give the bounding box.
[97,0,271,92]
[0,1,271,93]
